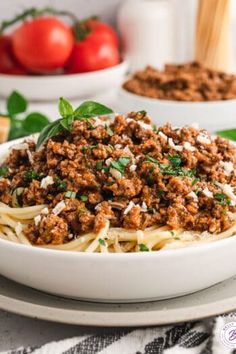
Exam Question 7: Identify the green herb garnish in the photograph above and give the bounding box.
[55,177,67,191]
[192,178,200,186]
[215,193,230,206]
[23,170,39,182]
[80,195,88,202]
[81,144,98,153]
[6,90,50,141]
[139,243,149,252]
[110,157,130,175]
[0,166,9,177]
[216,128,236,141]
[36,98,113,149]
[168,154,182,167]
[96,161,103,170]
[105,124,113,136]
[98,238,106,246]
[65,191,76,198]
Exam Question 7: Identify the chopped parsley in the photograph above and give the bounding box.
[152,124,158,133]
[96,161,103,170]
[170,231,175,236]
[145,154,195,178]
[65,191,76,198]
[0,166,8,177]
[110,157,130,175]
[99,238,106,246]
[139,243,149,252]
[168,154,182,167]
[192,178,200,186]
[137,110,147,117]
[80,195,88,202]
[23,170,39,182]
[55,177,67,191]
[194,188,201,195]
[81,144,97,153]
[79,208,87,213]
[105,124,113,136]
[215,193,230,206]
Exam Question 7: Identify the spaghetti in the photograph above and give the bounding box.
[195,0,231,72]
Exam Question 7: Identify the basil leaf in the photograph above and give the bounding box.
[216,129,236,141]
[60,116,74,131]
[74,101,113,118]
[23,112,50,133]
[8,119,26,140]
[36,120,62,150]
[7,91,27,116]
[58,97,74,118]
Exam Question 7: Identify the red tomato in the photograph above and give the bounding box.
[12,17,74,73]
[0,35,26,75]
[65,19,120,74]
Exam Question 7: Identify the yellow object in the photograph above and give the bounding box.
[195,0,232,72]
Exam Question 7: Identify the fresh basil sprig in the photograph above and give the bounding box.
[36,98,113,150]
[216,128,236,141]
[4,90,50,141]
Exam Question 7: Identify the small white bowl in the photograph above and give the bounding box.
[118,88,236,132]
[0,138,236,303]
[0,61,128,101]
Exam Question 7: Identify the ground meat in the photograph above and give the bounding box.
[1,108,236,245]
[123,62,236,102]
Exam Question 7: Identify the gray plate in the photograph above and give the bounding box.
[0,275,236,327]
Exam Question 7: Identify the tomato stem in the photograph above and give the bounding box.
[0,7,78,34]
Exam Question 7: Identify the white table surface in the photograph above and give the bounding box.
[0,91,121,352]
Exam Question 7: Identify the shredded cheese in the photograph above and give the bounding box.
[40,176,54,189]
[123,201,135,215]
[52,201,66,216]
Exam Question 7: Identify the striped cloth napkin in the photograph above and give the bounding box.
[1,313,236,354]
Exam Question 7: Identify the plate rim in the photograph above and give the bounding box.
[0,276,236,327]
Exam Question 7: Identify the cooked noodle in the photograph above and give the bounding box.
[0,202,235,252]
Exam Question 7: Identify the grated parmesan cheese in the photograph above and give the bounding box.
[105,158,113,166]
[202,187,213,198]
[34,215,41,226]
[184,142,196,151]
[197,133,211,145]
[52,201,66,216]
[40,176,54,189]
[41,207,49,215]
[137,121,152,130]
[110,167,122,180]
[114,144,122,149]
[158,131,168,141]
[140,201,148,212]
[219,184,236,206]
[168,138,183,152]
[123,201,135,215]
[129,164,137,172]
[220,161,234,176]
[187,191,198,202]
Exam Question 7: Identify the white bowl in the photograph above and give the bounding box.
[0,61,128,101]
[118,88,236,132]
[0,138,236,303]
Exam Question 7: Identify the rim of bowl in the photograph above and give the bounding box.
[0,60,129,80]
[120,87,236,106]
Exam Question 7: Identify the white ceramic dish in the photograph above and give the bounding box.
[0,274,236,326]
[0,61,128,101]
[0,138,236,303]
[118,88,236,132]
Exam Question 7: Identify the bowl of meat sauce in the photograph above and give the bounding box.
[0,100,235,302]
[119,62,236,132]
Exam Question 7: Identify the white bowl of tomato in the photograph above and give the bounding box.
[0,8,127,100]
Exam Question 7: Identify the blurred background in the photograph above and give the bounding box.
[1,0,236,66]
